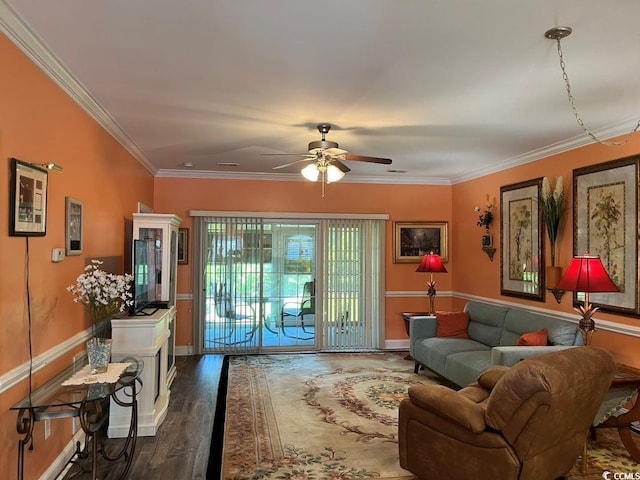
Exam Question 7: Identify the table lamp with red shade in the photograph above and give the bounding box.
[554,254,619,345]
[416,252,448,315]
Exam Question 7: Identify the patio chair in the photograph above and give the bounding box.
[213,283,257,344]
[280,280,315,340]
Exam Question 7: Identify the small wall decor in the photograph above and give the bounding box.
[178,228,189,265]
[500,178,545,301]
[9,158,48,236]
[573,156,639,316]
[65,197,84,255]
[394,221,448,263]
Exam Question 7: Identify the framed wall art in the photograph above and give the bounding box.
[500,178,545,301]
[9,158,48,236]
[178,228,189,265]
[573,156,639,316]
[393,221,448,263]
[65,197,84,255]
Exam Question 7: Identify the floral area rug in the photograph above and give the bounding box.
[216,352,639,479]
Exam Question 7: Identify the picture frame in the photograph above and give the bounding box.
[178,228,189,265]
[500,178,545,301]
[9,158,48,236]
[393,221,448,263]
[573,156,639,316]
[65,197,84,255]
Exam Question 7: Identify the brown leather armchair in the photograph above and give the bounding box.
[399,346,616,480]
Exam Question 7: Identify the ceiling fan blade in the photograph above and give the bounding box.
[324,147,348,156]
[332,159,351,173]
[344,154,392,165]
[261,153,311,156]
[272,158,314,170]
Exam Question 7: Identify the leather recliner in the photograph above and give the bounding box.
[399,346,616,480]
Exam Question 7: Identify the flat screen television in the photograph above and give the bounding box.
[131,238,158,315]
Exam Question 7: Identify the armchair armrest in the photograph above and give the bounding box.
[491,345,577,367]
[409,315,437,357]
[408,384,487,433]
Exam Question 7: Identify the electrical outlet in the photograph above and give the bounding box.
[44,419,51,439]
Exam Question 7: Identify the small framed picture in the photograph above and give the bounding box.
[9,158,48,236]
[178,228,189,265]
[65,197,84,255]
[393,221,448,263]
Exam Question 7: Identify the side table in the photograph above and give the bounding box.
[11,357,143,480]
[593,363,640,463]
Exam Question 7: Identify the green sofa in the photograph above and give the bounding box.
[409,300,582,387]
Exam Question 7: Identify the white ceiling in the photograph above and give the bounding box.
[2,0,640,184]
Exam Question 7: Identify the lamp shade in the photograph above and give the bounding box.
[326,164,345,183]
[301,163,319,182]
[554,255,619,293]
[415,253,448,273]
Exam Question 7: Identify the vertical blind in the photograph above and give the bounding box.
[193,214,385,353]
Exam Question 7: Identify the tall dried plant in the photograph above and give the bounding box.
[540,177,567,266]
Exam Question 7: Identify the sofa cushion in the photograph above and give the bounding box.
[436,311,469,338]
[414,337,489,378]
[517,328,548,346]
[464,302,509,347]
[444,350,493,388]
[500,309,580,346]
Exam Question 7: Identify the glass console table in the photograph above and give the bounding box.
[11,357,143,480]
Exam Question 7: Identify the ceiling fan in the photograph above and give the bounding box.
[265,123,392,176]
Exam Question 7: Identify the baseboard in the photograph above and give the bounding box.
[384,339,409,351]
[39,428,85,480]
[176,345,194,356]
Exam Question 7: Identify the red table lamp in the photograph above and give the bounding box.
[416,252,448,315]
[554,254,619,345]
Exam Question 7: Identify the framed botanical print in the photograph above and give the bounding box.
[500,178,545,301]
[9,158,48,236]
[573,156,639,316]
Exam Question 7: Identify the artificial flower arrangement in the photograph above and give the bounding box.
[539,176,566,266]
[67,259,134,338]
[474,204,494,231]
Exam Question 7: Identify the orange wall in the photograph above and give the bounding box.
[153,178,454,346]
[452,136,640,368]
[0,33,154,479]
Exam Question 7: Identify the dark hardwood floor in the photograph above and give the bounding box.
[63,355,224,480]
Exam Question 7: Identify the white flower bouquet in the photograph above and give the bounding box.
[68,260,134,337]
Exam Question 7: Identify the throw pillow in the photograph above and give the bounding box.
[436,311,469,338]
[517,328,548,346]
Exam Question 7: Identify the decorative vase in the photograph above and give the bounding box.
[86,338,112,374]
[546,266,563,289]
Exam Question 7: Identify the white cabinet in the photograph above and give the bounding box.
[109,307,176,437]
[132,213,182,306]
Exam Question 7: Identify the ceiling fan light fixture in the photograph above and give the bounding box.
[326,164,345,183]
[301,163,319,182]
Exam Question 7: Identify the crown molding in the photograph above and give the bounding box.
[450,117,640,184]
[0,1,157,175]
[156,168,451,185]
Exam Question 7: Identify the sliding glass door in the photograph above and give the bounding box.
[193,214,384,353]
